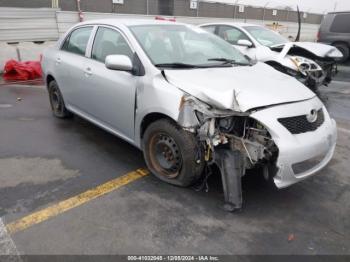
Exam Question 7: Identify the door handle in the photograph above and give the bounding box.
[84,67,92,76]
[55,57,61,65]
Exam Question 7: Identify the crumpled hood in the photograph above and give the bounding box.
[272,42,343,58]
[164,62,315,112]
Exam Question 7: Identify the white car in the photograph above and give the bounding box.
[200,22,343,90]
[41,20,337,211]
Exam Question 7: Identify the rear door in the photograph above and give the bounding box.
[328,13,350,43]
[55,26,94,108]
[78,26,138,141]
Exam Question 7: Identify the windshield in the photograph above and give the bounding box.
[244,26,288,47]
[129,24,250,68]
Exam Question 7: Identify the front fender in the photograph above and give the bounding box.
[134,74,184,148]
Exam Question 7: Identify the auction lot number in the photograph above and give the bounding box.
[128,256,219,261]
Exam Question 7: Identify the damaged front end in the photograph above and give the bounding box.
[270,43,341,91]
[289,56,335,89]
[288,56,337,90]
[178,95,279,211]
[268,56,337,91]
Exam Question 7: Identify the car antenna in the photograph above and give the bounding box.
[295,5,301,42]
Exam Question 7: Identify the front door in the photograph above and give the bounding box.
[217,25,257,60]
[78,26,138,141]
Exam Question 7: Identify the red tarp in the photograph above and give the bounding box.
[3,60,42,81]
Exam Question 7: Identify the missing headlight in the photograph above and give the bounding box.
[218,116,247,137]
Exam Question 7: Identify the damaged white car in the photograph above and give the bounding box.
[42,20,337,211]
[200,23,343,91]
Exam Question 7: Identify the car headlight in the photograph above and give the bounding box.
[178,95,248,129]
[290,56,322,75]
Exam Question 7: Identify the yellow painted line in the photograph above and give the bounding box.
[6,168,149,235]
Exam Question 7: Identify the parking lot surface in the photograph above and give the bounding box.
[0,64,350,255]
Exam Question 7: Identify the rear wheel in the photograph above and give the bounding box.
[333,43,349,63]
[48,80,72,118]
[142,119,204,187]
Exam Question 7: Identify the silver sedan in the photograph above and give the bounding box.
[42,19,337,211]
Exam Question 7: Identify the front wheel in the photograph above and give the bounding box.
[142,119,204,187]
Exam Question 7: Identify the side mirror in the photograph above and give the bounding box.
[237,39,253,48]
[105,55,133,72]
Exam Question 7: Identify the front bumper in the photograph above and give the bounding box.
[251,97,337,188]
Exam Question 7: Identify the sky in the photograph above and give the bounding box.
[204,0,350,14]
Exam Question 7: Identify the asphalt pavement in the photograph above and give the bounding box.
[0,65,349,256]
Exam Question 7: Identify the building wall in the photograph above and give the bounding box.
[0,0,324,24]
[199,2,234,18]
[0,0,52,8]
[59,0,76,11]
[57,0,170,15]
[112,0,147,15]
[81,0,113,13]
[174,0,196,17]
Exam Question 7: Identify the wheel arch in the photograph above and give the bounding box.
[46,74,56,89]
[331,41,350,62]
[332,41,349,48]
[140,112,177,144]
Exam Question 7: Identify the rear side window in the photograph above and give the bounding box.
[92,27,133,63]
[330,14,350,33]
[62,27,93,56]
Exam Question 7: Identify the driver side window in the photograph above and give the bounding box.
[217,26,249,45]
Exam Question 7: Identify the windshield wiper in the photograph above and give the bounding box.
[155,63,201,69]
[208,58,251,66]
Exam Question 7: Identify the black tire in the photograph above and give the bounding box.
[333,43,349,63]
[142,119,204,187]
[48,80,72,118]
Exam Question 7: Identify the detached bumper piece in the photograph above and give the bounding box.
[214,149,244,212]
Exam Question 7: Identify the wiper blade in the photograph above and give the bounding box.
[155,63,201,68]
[208,58,250,66]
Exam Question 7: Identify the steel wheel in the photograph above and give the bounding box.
[142,119,204,187]
[149,132,182,178]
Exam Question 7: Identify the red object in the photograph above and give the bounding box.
[155,16,176,22]
[316,30,320,42]
[288,234,295,242]
[3,59,42,81]
[78,11,84,22]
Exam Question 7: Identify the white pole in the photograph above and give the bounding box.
[262,2,270,24]
[233,0,239,20]
[197,0,200,17]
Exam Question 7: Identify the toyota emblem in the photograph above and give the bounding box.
[307,109,318,123]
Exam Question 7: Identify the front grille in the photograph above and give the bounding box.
[278,109,325,134]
